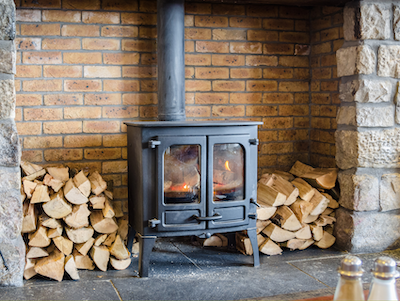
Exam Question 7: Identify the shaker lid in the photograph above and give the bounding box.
[338,255,364,277]
[372,256,400,279]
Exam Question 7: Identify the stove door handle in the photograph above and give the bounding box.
[192,213,222,222]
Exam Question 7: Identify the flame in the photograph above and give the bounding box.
[183,183,189,190]
[225,161,231,171]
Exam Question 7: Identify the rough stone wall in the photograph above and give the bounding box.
[310,6,343,168]
[0,0,24,287]
[14,0,312,183]
[334,1,400,253]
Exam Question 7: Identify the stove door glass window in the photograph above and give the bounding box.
[164,144,201,204]
[213,143,244,202]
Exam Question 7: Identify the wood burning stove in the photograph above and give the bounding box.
[125,121,262,276]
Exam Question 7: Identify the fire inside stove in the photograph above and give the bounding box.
[164,143,244,204]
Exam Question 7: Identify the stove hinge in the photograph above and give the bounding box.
[148,140,161,148]
[249,138,259,146]
[148,218,161,228]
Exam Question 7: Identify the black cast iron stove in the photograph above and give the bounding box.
[125,0,261,277]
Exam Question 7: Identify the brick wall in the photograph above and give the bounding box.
[309,6,343,168]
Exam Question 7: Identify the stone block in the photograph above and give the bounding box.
[394,5,400,41]
[0,188,21,242]
[0,167,20,191]
[0,119,19,167]
[0,79,15,119]
[380,174,400,211]
[338,171,379,211]
[337,106,356,126]
[0,237,25,287]
[339,80,391,103]
[378,45,400,78]
[335,130,358,169]
[337,45,376,77]
[0,41,14,74]
[360,4,390,40]
[343,6,357,41]
[356,105,394,127]
[334,207,400,253]
[0,0,15,41]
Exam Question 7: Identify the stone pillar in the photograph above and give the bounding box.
[335,1,400,253]
[0,0,24,287]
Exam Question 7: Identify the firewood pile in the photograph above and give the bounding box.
[20,161,132,282]
[205,161,339,256]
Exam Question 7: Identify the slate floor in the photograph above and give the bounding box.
[1,236,400,300]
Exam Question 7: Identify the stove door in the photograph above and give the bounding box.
[156,136,207,232]
[207,135,250,229]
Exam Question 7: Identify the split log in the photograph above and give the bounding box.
[29,226,51,248]
[260,174,299,206]
[131,241,139,254]
[262,171,295,182]
[283,239,307,251]
[23,180,37,198]
[117,216,129,241]
[302,168,338,190]
[21,161,44,176]
[65,255,79,280]
[94,234,108,246]
[257,183,286,207]
[113,201,124,218]
[103,232,117,247]
[23,169,46,181]
[309,189,329,216]
[73,249,95,270]
[310,225,323,242]
[43,174,64,192]
[104,190,113,200]
[299,239,315,250]
[89,194,106,209]
[64,179,88,205]
[43,190,72,219]
[289,161,314,178]
[34,249,65,282]
[22,202,37,233]
[47,227,63,239]
[203,235,223,247]
[47,166,69,182]
[109,235,130,260]
[303,214,319,224]
[88,171,107,196]
[73,171,91,197]
[256,220,271,234]
[24,258,37,280]
[30,184,50,204]
[295,224,312,240]
[110,257,131,270]
[322,193,339,209]
[90,245,110,272]
[26,247,48,259]
[256,205,277,221]
[21,187,26,203]
[314,215,336,227]
[63,204,91,229]
[291,178,315,202]
[235,232,253,256]
[53,236,73,256]
[289,199,314,223]
[314,231,336,249]
[65,226,94,244]
[259,238,282,255]
[75,237,95,256]
[90,211,118,234]
[321,208,334,216]
[39,213,62,229]
[262,223,296,243]
[270,205,302,231]
[102,197,115,218]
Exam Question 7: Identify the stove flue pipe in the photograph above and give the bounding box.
[157,0,186,121]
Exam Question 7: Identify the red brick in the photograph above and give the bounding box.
[213,80,245,91]
[185,80,211,92]
[21,150,43,162]
[311,93,331,104]
[64,135,102,148]
[312,42,332,55]
[22,0,60,8]
[279,32,309,43]
[16,94,42,106]
[139,0,156,12]
[321,81,338,91]
[312,68,331,79]
[44,149,83,162]
[320,27,339,41]
[15,38,41,50]
[246,105,278,116]
[311,81,320,92]
[23,79,62,92]
[195,93,228,104]
[103,80,139,92]
[16,65,41,78]
[82,11,120,24]
[247,30,278,41]
[84,148,121,160]
[229,17,261,28]
[104,53,140,65]
[22,52,61,65]
[195,16,228,27]
[42,38,81,50]
[85,94,121,105]
[321,54,336,67]
[102,134,126,147]
[196,41,229,53]
[186,106,211,118]
[140,80,157,92]
[15,80,21,91]
[139,26,157,39]
[44,94,83,106]
[64,107,102,119]
[122,39,156,52]
[24,108,62,121]
[212,105,245,117]
[311,16,332,31]
[261,142,293,154]
[246,80,277,91]
[263,93,294,104]
[294,117,310,128]
[16,9,41,22]
[185,28,211,40]
[43,121,82,134]
[247,5,278,17]
[320,106,337,117]
[185,3,211,14]
[82,38,119,50]
[211,55,244,66]
[16,122,41,136]
[141,53,157,65]
[262,117,293,129]
[195,67,229,79]
[64,52,102,64]
[230,42,262,54]
[185,41,194,53]
[279,105,309,116]
[62,25,100,37]
[102,160,127,174]
[84,66,121,78]
[279,129,309,141]
[42,10,81,22]
[102,0,138,10]
[258,155,277,167]
[185,15,194,26]
[279,6,310,19]
[24,136,62,149]
[122,93,156,105]
[186,67,194,78]
[64,80,102,92]
[212,4,245,15]
[101,25,138,37]
[212,29,246,41]
[263,19,294,30]
[311,117,331,130]
[121,13,156,25]
[263,43,294,55]
[63,0,100,10]
[295,44,310,55]
[258,130,278,141]
[279,56,309,67]
[263,68,293,79]
[185,93,195,104]
[279,82,309,92]
[294,69,310,80]
[122,66,156,78]
[140,106,157,118]
[230,68,262,79]
[230,93,262,104]
[246,55,278,67]
[43,65,82,78]
[333,40,344,52]
[295,20,310,32]
[185,54,211,66]
[83,121,120,133]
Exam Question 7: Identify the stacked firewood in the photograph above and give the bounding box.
[236,161,339,256]
[20,161,131,282]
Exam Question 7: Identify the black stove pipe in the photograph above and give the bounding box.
[157,0,186,121]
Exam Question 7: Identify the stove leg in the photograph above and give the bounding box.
[247,228,260,267]
[138,234,156,277]
[127,226,136,255]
